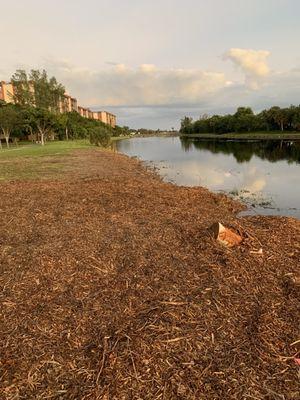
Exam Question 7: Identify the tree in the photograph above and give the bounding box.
[11,69,65,112]
[233,107,255,132]
[291,105,300,131]
[57,113,71,140]
[62,111,89,139]
[267,106,288,131]
[208,115,221,133]
[29,108,56,145]
[180,116,193,134]
[89,126,111,147]
[0,105,20,148]
[30,69,65,112]
[234,107,254,118]
[180,105,300,135]
[11,70,35,106]
[49,76,65,113]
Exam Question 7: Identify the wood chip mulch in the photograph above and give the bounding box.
[0,149,299,399]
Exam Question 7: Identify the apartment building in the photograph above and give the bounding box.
[0,81,14,103]
[78,106,90,118]
[92,111,116,128]
[60,95,78,113]
[70,97,78,113]
[78,106,85,117]
[59,96,69,113]
[92,112,100,121]
[0,80,117,127]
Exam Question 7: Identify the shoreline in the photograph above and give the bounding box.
[180,132,300,141]
[1,147,299,398]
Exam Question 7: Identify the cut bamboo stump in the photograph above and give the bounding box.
[210,222,243,247]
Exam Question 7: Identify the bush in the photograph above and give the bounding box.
[89,126,111,147]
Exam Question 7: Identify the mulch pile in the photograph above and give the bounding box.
[0,150,299,399]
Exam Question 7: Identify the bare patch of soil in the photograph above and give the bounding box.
[0,149,299,399]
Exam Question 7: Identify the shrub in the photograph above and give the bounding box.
[89,126,111,147]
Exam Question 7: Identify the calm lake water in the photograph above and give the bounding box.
[116,136,300,219]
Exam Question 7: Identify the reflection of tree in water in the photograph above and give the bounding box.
[180,138,194,152]
[180,137,300,164]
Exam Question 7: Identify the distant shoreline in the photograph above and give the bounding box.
[111,132,179,142]
[180,132,300,141]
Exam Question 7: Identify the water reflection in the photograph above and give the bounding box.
[180,137,300,164]
[116,136,300,219]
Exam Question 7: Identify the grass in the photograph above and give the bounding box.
[0,139,91,159]
[0,140,92,181]
[181,131,300,140]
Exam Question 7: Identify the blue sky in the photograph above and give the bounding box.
[1,0,300,128]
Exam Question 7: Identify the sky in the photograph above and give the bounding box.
[1,0,300,128]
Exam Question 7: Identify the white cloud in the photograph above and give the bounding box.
[45,60,227,108]
[29,53,300,129]
[44,50,272,113]
[225,48,270,89]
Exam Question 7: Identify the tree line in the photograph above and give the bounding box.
[180,106,300,135]
[0,69,124,149]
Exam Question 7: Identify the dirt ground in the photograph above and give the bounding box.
[0,149,299,399]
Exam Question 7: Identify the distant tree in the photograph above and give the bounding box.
[267,106,288,131]
[180,116,193,134]
[111,125,130,137]
[291,105,300,131]
[0,105,20,148]
[257,110,271,131]
[234,107,254,118]
[199,113,209,121]
[180,105,300,135]
[232,107,255,132]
